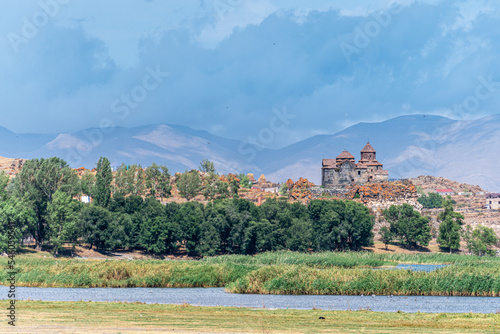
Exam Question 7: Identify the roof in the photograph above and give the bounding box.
[322,159,336,168]
[361,142,376,153]
[366,161,383,166]
[486,193,500,198]
[336,150,355,160]
[436,189,453,193]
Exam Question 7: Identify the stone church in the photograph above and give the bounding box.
[322,142,389,188]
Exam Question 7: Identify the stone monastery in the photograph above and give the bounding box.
[322,142,389,188]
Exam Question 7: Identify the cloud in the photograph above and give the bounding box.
[1,0,500,149]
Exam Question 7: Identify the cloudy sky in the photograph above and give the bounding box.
[1,0,499,148]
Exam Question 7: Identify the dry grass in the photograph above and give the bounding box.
[2,300,498,333]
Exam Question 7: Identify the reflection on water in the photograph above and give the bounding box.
[1,286,498,313]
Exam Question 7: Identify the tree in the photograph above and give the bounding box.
[379,226,394,250]
[462,225,498,256]
[176,170,202,201]
[437,200,464,253]
[113,163,130,196]
[145,163,171,201]
[309,200,374,251]
[93,157,113,207]
[80,170,95,197]
[10,157,78,250]
[46,191,80,255]
[384,204,431,248]
[199,159,216,174]
[201,172,219,201]
[227,174,240,199]
[238,173,252,189]
[129,164,146,196]
[417,193,443,208]
[77,205,112,250]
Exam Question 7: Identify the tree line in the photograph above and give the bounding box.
[0,156,496,256]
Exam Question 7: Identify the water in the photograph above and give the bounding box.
[387,264,448,272]
[1,286,498,313]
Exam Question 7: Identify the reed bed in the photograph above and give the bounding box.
[201,251,500,268]
[0,256,255,288]
[2,252,499,296]
[225,263,500,296]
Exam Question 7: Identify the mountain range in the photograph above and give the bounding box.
[1,114,499,191]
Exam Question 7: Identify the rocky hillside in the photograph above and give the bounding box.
[0,156,25,176]
[410,175,485,194]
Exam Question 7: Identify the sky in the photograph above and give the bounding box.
[1,0,500,148]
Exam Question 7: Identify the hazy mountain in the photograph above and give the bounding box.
[263,114,500,191]
[1,114,499,191]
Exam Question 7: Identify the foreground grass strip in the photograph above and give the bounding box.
[4,300,499,333]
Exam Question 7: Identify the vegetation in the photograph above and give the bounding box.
[93,157,113,207]
[383,204,431,248]
[18,301,500,333]
[0,156,375,256]
[417,192,443,208]
[463,225,498,256]
[379,226,394,250]
[3,251,500,296]
[175,170,202,200]
[437,200,464,253]
[9,157,79,250]
[226,262,500,296]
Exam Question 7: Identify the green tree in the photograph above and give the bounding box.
[80,170,95,197]
[384,204,431,248]
[462,225,498,256]
[145,163,171,201]
[199,159,216,173]
[309,200,374,251]
[93,157,113,207]
[113,163,130,196]
[77,205,112,250]
[238,173,252,189]
[379,226,394,250]
[417,192,443,208]
[227,174,240,199]
[176,170,202,201]
[437,200,464,253]
[10,157,78,250]
[46,191,81,255]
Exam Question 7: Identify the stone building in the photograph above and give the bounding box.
[485,193,500,210]
[322,142,389,188]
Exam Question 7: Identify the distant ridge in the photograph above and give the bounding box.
[0,113,499,191]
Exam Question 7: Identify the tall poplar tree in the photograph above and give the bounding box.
[93,157,112,208]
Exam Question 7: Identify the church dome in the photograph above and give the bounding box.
[361,142,376,153]
[336,150,355,159]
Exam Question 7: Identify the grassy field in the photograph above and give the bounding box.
[2,251,500,296]
[2,300,499,333]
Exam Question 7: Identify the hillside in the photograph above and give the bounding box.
[0,113,499,191]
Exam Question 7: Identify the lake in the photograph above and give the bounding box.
[1,286,498,313]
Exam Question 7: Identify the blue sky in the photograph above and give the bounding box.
[1,0,500,148]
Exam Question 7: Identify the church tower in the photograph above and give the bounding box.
[360,142,376,161]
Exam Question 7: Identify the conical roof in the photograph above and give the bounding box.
[361,142,376,153]
[336,150,355,159]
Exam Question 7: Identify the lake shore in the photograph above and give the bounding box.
[5,300,499,333]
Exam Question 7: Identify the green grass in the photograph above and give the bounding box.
[6,300,500,333]
[226,263,500,296]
